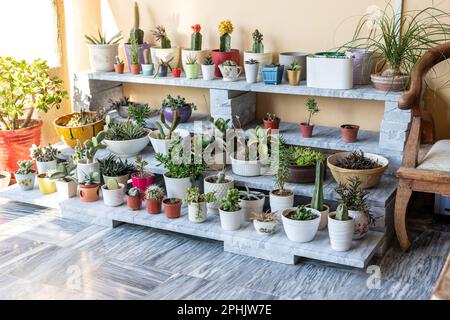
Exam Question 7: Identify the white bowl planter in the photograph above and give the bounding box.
[244,63,259,84]
[204,175,234,214]
[349,210,369,240]
[282,207,321,243]
[230,154,263,177]
[163,173,191,206]
[103,134,150,158]
[306,204,330,230]
[279,52,308,81]
[269,190,294,213]
[188,202,207,223]
[150,47,180,70]
[201,65,215,80]
[76,160,100,182]
[328,213,354,251]
[149,129,190,156]
[243,51,273,81]
[219,209,243,231]
[253,220,278,236]
[87,44,119,72]
[240,195,265,221]
[55,180,78,199]
[102,183,125,207]
[307,53,354,89]
[182,49,209,75]
[36,160,57,175]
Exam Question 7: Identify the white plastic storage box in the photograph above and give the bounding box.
[435,195,450,216]
[307,52,354,90]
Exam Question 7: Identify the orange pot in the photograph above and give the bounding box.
[79,184,100,202]
[130,64,141,75]
[0,120,42,175]
[127,195,142,210]
[146,198,162,214]
[54,113,105,148]
[114,63,125,74]
[163,198,182,219]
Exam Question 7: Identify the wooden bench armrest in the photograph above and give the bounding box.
[397,167,450,184]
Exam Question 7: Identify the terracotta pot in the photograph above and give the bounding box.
[299,123,314,138]
[130,64,140,75]
[371,74,408,92]
[172,68,181,78]
[127,194,142,210]
[163,198,182,219]
[114,63,124,74]
[54,113,105,148]
[0,120,42,175]
[211,49,240,78]
[287,162,327,184]
[340,124,360,143]
[263,118,280,132]
[79,184,100,202]
[146,198,162,214]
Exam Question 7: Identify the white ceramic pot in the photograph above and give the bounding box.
[269,190,294,213]
[150,47,180,69]
[182,49,209,75]
[204,175,234,214]
[201,64,215,80]
[163,174,191,206]
[103,134,150,158]
[149,129,190,156]
[103,174,129,190]
[239,195,265,221]
[328,213,354,251]
[0,171,11,189]
[230,154,262,177]
[102,183,125,207]
[244,63,259,83]
[36,160,57,175]
[243,51,273,81]
[279,52,308,81]
[253,220,278,236]
[349,210,369,239]
[306,204,330,230]
[188,202,207,223]
[87,44,119,72]
[218,64,242,82]
[55,180,78,199]
[14,172,35,191]
[307,55,354,89]
[219,209,243,231]
[76,160,100,183]
[282,207,321,243]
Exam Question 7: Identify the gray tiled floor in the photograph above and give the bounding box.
[0,196,448,300]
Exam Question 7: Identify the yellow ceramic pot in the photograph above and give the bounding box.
[54,112,105,148]
[37,174,56,194]
[287,69,301,85]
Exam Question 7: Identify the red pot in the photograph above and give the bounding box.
[263,118,280,132]
[127,194,142,210]
[299,123,314,138]
[130,64,140,75]
[211,49,240,78]
[163,198,182,219]
[114,63,125,74]
[172,68,181,78]
[146,198,162,214]
[341,124,360,143]
[0,120,42,175]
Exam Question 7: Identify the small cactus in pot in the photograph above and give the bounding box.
[252,29,264,54]
[191,24,202,51]
[130,1,144,44]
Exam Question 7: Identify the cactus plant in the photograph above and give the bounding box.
[129,2,144,44]
[151,25,171,49]
[72,131,106,164]
[191,24,202,51]
[335,204,349,221]
[130,37,140,65]
[155,112,180,140]
[252,29,264,54]
[143,48,151,65]
[128,187,142,197]
[311,161,324,211]
[218,20,233,52]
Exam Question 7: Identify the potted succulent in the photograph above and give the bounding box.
[327,150,389,189]
[335,177,371,239]
[127,187,143,210]
[184,187,217,223]
[182,24,208,76]
[129,38,141,75]
[219,60,242,82]
[114,56,125,74]
[287,60,301,85]
[204,169,234,214]
[263,112,280,132]
[149,113,190,156]
[108,97,149,119]
[0,57,67,174]
[261,63,284,85]
[244,59,259,84]
[15,160,36,191]
[279,52,308,82]
[29,144,59,174]
[307,52,354,89]
[150,25,179,70]
[306,161,330,230]
[72,131,106,183]
[201,55,215,80]
[37,172,56,195]
[153,57,174,78]
[184,55,199,79]
[219,188,243,231]
[287,147,325,184]
[128,103,156,127]
[251,211,279,236]
[299,98,319,138]
[239,186,265,221]
[340,124,360,143]
[328,204,354,251]
[54,108,105,148]
[212,19,240,77]
[141,49,154,76]
[145,185,165,214]
[163,198,183,219]
[85,28,122,72]
[161,94,197,123]
[131,154,154,195]
[49,162,78,199]
[102,178,125,207]
[0,171,11,189]
[99,154,134,188]
[124,2,150,71]
[79,171,100,202]
[281,205,321,243]
[243,30,273,81]
[270,142,294,213]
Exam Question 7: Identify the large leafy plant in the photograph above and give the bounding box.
[0,57,67,130]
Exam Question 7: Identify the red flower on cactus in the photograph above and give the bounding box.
[191,24,201,33]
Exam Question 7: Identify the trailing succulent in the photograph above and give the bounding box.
[290,147,324,166]
[184,187,217,204]
[220,188,241,212]
[285,205,317,221]
[99,155,134,177]
[30,144,60,162]
[336,150,381,170]
[15,160,35,175]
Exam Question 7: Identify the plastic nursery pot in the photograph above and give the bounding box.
[299,123,314,138]
[340,124,360,143]
[127,194,142,211]
[263,118,280,131]
[114,63,125,74]
[146,198,162,214]
[79,184,100,202]
[172,68,182,78]
[163,198,182,219]
[130,64,140,75]
[163,105,193,123]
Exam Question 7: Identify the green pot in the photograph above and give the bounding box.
[184,64,199,79]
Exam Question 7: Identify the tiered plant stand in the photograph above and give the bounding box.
[0,71,411,269]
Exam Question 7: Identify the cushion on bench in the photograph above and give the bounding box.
[417,140,450,172]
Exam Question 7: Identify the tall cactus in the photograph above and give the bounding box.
[130,2,144,44]
[252,29,264,53]
[191,24,202,51]
[220,33,231,52]
[311,161,324,211]
[335,204,349,221]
